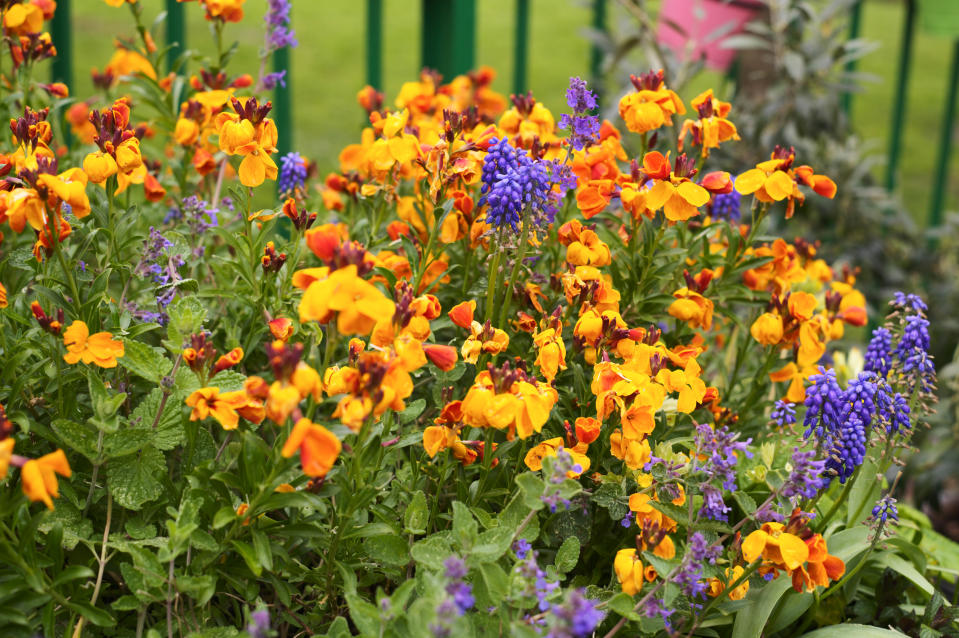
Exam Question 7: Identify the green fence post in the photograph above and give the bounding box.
[885,0,916,193]
[590,0,607,103]
[929,38,959,230]
[840,0,863,116]
[50,0,72,89]
[513,0,530,95]
[165,0,186,73]
[273,46,292,160]
[421,0,476,80]
[366,0,383,89]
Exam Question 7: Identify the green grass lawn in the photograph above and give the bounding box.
[61,0,957,227]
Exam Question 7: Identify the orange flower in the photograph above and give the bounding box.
[281,418,341,478]
[618,70,685,135]
[269,317,294,341]
[211,347,243,376]
[523,437,590,477]
[707,566,750,600]
[424,344,458,371]
[668,288,714,330]
[644,152,710,222]
[533,328,567,382]
[62,321,124,368]
[750,312,784,346]
[790,534,845,592]
[185,387,265,430]
[448,300,476,328]
[21,450,71,510]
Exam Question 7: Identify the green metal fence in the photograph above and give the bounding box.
[46,0,957,231]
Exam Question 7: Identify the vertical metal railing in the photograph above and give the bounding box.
[36,0,959,229]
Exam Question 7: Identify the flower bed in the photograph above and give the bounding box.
[0,1,950,637]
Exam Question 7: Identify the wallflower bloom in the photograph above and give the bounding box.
[281,418,341,478]
[707,566,750,600]
[751,312,784,345]
[618,70,685,134]
[742,522,809,571]
[790,534,845,592]
[185,387,265,430]
[523,437,589,477]
[668,287,713,330]
[299,265,396,336]
[21,450,71,510]
[614,548,645,596]
[62,321,125,368]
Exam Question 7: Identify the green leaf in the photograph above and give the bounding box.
[106,446,165,511]
[410,535,452,569]
[452,501,478,549]
[800,624,909,638]
[51,565,94,587]
[874,553,935,596]
[730,575,793,638]
[403,491,428,535]
[398,399,426,424]
[128,387,185,451]
[515,473,547,511]
[345,593,381,636]
[470,526,514,564]
[103,428,154,459]
[229,540,262,577]
[51,419,99,461]
[250,529,274,572]
[607,592,642,622]
[364,534,410,567]
[554,536,580,573]
[476,562,508,609]
[65,601,115,627]
[847,458,881,526]
[119,339,172,384]
[166,296,207,349]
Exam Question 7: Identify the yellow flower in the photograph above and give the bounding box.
[668,287,714,330]
[614,548,645,596]
[533,328,567,383]
[0,439,14,480]
[21,450,71,510]
[707,566,750,600]
[523,437,590,477]
[750,312,784,346]
[83,151,118,184]
[299,265,396,336]
[741,522,809,571]
[62,321,124,368]
[3,3,44,36]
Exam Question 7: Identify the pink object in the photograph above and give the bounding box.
[657,0,763,71]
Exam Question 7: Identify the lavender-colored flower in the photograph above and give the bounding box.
[513,538,531,560]
[770,399,796,427]
[247,608,271,638]
[672,532,718,600]
[641,595,672,628]
[261,70,287,90]
[892,291,928,314]
[802,367,844,438]
[691,423,752,521]
[131,227,183,323]
[780,447,827,500]
[710,181,741,223]
[516,551,558,612]
[540,448,579,513]
[278,151,307,195]
[863,327,893,378]
[546,588,605,638]
[872,494,899,525]
[825,414,867,484]
[839,371,878,428]
[558,77,600,151]
[265,0,297,50]
[479,137,571,230]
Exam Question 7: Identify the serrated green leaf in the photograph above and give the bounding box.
[607,592,642,621]
[166,297,207,349]
[119,339,172,384]
[410,535,452,569]
[103,428,154,459]
[364,534,410,567]
[129,387,185,451]
[107,446,165,511]
[452,501,478,549]
[51,419,99,461]
[404,491,428,535]
[555,536,580,573]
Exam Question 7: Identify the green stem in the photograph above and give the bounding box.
[497,217,531,328]
[484,231,505,324]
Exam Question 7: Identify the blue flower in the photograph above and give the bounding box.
[710,181,741,223]
[770,399,796,427]
[558,77,600,151]
[863,327,893,378]
[278,151,307,194]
